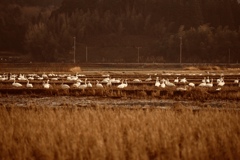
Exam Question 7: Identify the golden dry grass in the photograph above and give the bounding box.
[0,106,240,160]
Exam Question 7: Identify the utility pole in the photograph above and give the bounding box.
[179,36,182,64]
[86,46,88,63]
[73,37,76,63]
[228,48,231,64]
[136,47,142,63]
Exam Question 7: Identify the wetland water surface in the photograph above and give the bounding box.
[0,95,239,109]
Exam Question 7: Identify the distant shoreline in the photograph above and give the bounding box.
[0,62,240,73]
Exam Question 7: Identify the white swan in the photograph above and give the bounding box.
[28,76,34,80]
[123,80,128,88]
[12,79,22,87]
[174,77,179,83]
[18,74,27,81]
[71,75,79,81]
[72,81,81,88]
[188,82,195,87]
[106,79,112,87]
[26,80,33,88]
[87,81,92,88]
[67,73,78,81]
[199,82,206,87]
[133,79,142,82]
[101,77,110,83]
[145,75,152,81]
[9,74,16,81]
[117,80,126,88]
[43,80,50,89]
[0,74,7,81]
[51,77,58,81]
[42,73,48,79]
[37,75,44,80]
[176,85,187,91]
[217,77,223,83]
[202,77,206,83]
[160,81,166,88]
[165,79,175,87]
[79,78,87,89]
[180,77,187,83]
[96,80,103,88]
[234,78,239,84]
[206,76,210,83]
[218,80,225,86]
[112,78,121,83]
[61,83,70,89]
[155,77,160,87]
[205,79,213,87]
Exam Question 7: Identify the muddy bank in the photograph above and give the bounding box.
[1,95,239,110]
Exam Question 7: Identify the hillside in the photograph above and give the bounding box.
[0,0,240,63]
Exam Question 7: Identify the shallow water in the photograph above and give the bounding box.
[0,95,239,109]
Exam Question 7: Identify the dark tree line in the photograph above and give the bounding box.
[0,0,61,7]
[0,0,240,63]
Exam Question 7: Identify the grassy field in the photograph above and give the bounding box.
[0,106,240,160]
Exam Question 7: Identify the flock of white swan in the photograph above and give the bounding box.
[0,72,239,91]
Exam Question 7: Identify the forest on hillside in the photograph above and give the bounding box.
[0,0,240,63]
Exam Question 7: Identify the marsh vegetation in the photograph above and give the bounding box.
[0,66,239,159]
[0,106,240,160]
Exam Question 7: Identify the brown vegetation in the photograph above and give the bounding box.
[0,106,240,159]
[0,86,239,101]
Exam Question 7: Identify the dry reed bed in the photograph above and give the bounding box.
[0,106,240,160]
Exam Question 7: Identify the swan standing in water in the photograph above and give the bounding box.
[0,74,8,81]
[206,76,210,83]
[18,74,27,81]
[101,77,110,83]
[155,77,160,87]
[79,78,87,89]
[123,80,128,88]
[26,80,33,88]
[205,79,213,87]
[176,85,187,91]
[217,78,225,86]
[51,77,58,81]
[188,82,195,87]
[174,77,179,83]
[217,76,224,83]
[145,75,152,81]
[234,78,239,84]
[133,78,142,82]
[180,77,187,83]
[43,80,50,89]
[199,81,206,87]
[117,80,126,88]
[160,81,166,88]
[61,82,70,89]
[87,81,93,88]
[12,79,22,87]
[106,79,112,87]
[165,79,175,87]
[72,80,81,88]
[202,77,206,83]
[96,80,103,88]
